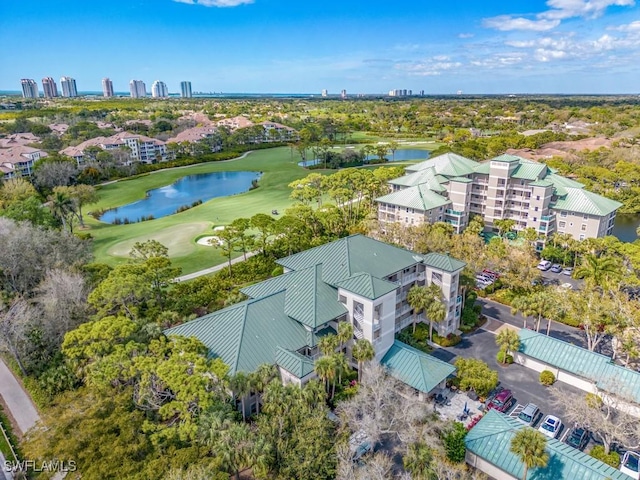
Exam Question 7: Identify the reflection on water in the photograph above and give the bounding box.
[100,171,261,224]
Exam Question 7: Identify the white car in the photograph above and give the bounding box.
[621,451,640,480]
[538,415,562,439]
[537,260,552,271]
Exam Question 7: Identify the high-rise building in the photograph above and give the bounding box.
[340,89,347,99]
[180,81,192,98]
[60,77,78,97]
[151,80,168,98]
[20,79,38,98]
[321,89,328,97]
[42,77,58,98]
[102,78,114,97]
[129,80,146,98]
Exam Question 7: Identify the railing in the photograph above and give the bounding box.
[456,295,462,304]
[354,328,364,340]
[354,310,364,324]
[540,214,555,222]
[445,209,464,216]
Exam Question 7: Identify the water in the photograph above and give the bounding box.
[612,213,640,243]
[100,171,261,224]
[298,149,431,167]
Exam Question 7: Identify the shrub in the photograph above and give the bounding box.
[590,445,620,468]
[454,358,499,398]
[496,351,514,364]
[433,332,462,347]
[539,370,556,386]
[441,422,467,463]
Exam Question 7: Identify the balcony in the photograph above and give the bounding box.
[445,209,464,216]
[540,214,556,222]
[456,295,462,304]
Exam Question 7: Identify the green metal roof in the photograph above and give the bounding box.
[284,264,348,328]
[529,179,554,187]
[405,152,478,177]
[422,252,466,273]
[448,176,473,183]
[550,187,622,217]
[518,329,640,403]
[473,162,491,174]
[466,410,631,480]
[165,291,312,375]
[546,173,584,195]
[275,347,315,379]
[336,273,398,300]
[381,340,456,393]
[389,167,447,192]
[241,272,291,298]
[277,235,427,286]
[512,162,548,181]
[375,184,451,212]
[490,153,522,163]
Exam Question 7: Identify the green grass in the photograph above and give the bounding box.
[87,147,329,273]
[0,404,19,462]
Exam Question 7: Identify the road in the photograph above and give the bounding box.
[174,250,258,282]
[0,360,38,436]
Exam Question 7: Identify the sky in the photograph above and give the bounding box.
[1,0,639,94]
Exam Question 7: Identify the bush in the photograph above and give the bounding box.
[432,332,462,347]
[496,351,514,364]
[441,422,467,463]
[539,370,556,386]
[590,445,620,468]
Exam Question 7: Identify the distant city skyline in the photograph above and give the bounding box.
[2,0,640,94]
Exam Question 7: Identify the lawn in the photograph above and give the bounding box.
[87,141,441,274]
[87,147,318,273]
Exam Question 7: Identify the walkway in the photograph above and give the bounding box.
[174,251,258,282]
[0,360,38,436]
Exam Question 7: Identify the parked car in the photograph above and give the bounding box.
[482,269,500,279]
[537,260,552,271]
[475,275,493,285]
[538,415,562,438]
[620,451,640,480]
[565,426,589,450]
[550,264,563,273]
[562,267,573,276]
[516,403,540,427]
[487,389,513,413]
[350,430,372,462]
[559,282,573,290]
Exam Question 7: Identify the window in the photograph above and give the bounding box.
[533,217,537,222]
[579,234,585,240]
[559,221,566,228]
[339,294,346,304]
[405,217,408,223]
[560,211,567,217]
[534,206,539,212]
[406,207,409,213]
[581,224,587,231]
[569,222,573,227]
[374,329,381,341]
[583,214,588,220]
[536,195,540,201]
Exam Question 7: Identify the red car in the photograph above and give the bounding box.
[487,389,513,413]
[482,269,500,279]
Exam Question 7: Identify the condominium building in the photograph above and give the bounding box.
[60,131,171,165]
[165,235,464,404]
[180,81,192,98]
[41,77,58,98]
[60,76,78,97]
[0,144,47,180]
[20,79,38,98]
[376,153,622,242]
[321,89,328,97]
[129,80,146,98]
[341,89,347,99]
[102,78,114,97]
[151,80,168,98]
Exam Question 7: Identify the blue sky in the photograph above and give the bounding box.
[1,0,639,94]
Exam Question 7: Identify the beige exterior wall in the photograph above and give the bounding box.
[554,210,615,240]
[465,452,517,480]
[377,202,446,226]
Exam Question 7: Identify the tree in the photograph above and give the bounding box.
[388,141,399,162]
[318,333,339,356]
[511,290,561,333]
[352,339,375,382]
[510,428,549,480]
[33,160,78,190]
[229,372,252,422]
[404,442,435,479]
[337,321,354,352]
[0,298,34,375]
[574,254,621,289]
[48,188,77,233]
[250,364,278,415]
[494,219,516,238]
[495,328,520,364]
[0,177,37,206]
[407,285,429,334]
[566,288,624,352]
[250,213,275,255]
[69,184,98,228]
[441,421,468,463]
[454,358,498,398]
[216,226,238,274]
[424,283,447,343]
[314,355,336,397]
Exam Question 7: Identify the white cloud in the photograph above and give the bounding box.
[610,20,640,31]
[395,56,462,76]
[534,48,568,61]
[541,0,635,20]
[174,0,254,7]
[483,0,635,31]
[470,53,526,68]
[483,15,560,31]
[458,33,475,39]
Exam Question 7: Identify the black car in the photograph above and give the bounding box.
[566,426,589,450]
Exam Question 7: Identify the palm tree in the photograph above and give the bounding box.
[424,283,447,342]
[314,356,334,396]
[574,254,620,289]
[494,218,516,238]
[512,290,559,333]
[407,285,429,334]
[251,364,277,415]
[318,333,339,356]
[388,140,399,162]
[230,372,252,422]
[337,321,354,352]
[352,339,375,382]
[510,428,549,480]
[331,352,349,395]
[404,442,435,478]
[511,295,534,329]
[49,190,76,233]
[495,329,520,364]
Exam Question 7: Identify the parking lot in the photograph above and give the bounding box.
[431,326,593,449]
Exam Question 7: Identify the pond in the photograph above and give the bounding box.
[612,213,640,243]
[298,149,431,167]
[99,171,261,224]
